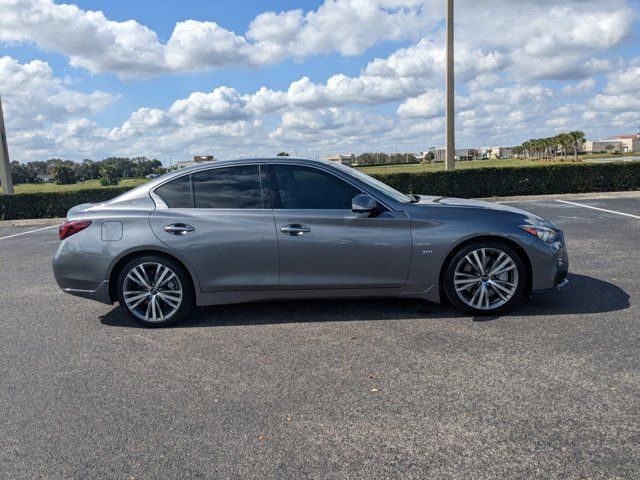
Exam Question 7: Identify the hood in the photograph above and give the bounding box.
[414,195,544,220]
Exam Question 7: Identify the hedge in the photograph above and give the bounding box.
[372,162,640,198]
[1,162,639,220]
[0,187,132,220]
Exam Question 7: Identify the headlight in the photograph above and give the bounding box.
[519,225,556,244]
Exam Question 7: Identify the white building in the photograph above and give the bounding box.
[433,148,478,162]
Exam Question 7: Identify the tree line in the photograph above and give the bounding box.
[513,131,586,162]
[10,157,164,185]
[355,152,419,166]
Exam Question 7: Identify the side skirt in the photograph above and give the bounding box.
[194,285,441,307]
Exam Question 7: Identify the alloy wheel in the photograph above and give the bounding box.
[122,262,183,322]
[453,247,519,311]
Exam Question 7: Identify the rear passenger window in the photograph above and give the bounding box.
[155,175,192,208]
[193,165,263,209]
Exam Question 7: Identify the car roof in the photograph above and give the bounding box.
[175,157,335,174]
[136,157,341,193]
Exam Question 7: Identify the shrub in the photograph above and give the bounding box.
[1,162,639,220]
[0,187,132,220]
[371,162,640,198]
[99,164,120,186]
[99,177,120,186]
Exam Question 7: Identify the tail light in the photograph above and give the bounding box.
[59,220,92,240]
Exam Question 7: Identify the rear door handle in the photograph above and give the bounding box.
[280,224,311,236]
[164,223,195,235]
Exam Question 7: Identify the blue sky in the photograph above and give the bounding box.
[1,0,639,164]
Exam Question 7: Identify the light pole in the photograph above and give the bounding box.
[445,0,455,171]
[0,95,14,194]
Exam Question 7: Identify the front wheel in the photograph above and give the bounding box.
[443,241,527,315]
[116,255,194,327]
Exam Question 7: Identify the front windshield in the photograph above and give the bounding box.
[335,164,412,203]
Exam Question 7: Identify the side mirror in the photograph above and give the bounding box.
[352,194,379,214]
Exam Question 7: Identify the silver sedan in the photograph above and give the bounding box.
[53,158,569,326]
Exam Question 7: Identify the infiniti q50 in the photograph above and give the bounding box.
[53,158,568,326]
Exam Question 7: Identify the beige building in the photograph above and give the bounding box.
[325,154,356,166]
[176,155,215,169]
[588,133,640,153]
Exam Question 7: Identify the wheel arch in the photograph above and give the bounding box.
[108,249,197,303]
[438,235,533,296]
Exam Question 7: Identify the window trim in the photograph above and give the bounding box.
[152,173,194,209]
[266,163,391,211]
[151,161,394,211]
[152,163,267,210]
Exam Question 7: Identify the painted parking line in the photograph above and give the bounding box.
[555,199,640,219]
[0,224,58,241]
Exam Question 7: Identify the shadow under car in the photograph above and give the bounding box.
[99,273,629,328]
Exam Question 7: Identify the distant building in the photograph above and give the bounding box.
[480,146,515,159]
[325,154,356,166]
[37,173,53,183]
[589,133,640,153]
[176,155,216,169]
[433,148,478,162]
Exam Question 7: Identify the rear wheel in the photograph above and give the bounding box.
[116,255,193,327]
[443,240,526,315]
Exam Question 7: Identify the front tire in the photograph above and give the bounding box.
[116,255,194,327]
[443,240,526,315]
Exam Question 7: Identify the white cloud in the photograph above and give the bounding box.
[562,78,596,95]
[0,0,634,85]
[0,0,440,77]
[602,64,640,95]
[0,56,117,130]
[4,1,640,161]
[396,90,444,119]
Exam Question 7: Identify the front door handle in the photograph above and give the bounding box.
[164,223,195,235]
[280,224,311,236]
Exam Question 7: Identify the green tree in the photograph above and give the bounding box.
[99,164,120,186]
[10,161,38,184]
[52,164,76,184]
[568,131,586,162]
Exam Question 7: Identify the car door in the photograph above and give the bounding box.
[268,163,412,290]
[149,164,279,292]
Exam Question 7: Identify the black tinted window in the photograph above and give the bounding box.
[155,175,192,208]
[272,165,360,209]
[193,165,263,209]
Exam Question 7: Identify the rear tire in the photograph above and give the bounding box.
[443,240,526,315]
[116,255,194,327]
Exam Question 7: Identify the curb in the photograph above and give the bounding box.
[0,218,64,227]
[480,190,640,203]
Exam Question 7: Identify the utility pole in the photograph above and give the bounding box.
[0,95,14,194]
[445,0,455,171]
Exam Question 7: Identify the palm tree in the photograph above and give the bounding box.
[568,131,586,162]
[556,133,571,161]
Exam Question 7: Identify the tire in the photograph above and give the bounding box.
[443,240,527,315]
[116,254,194,327]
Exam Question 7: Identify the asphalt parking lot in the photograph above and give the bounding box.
[1,194,639,479]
